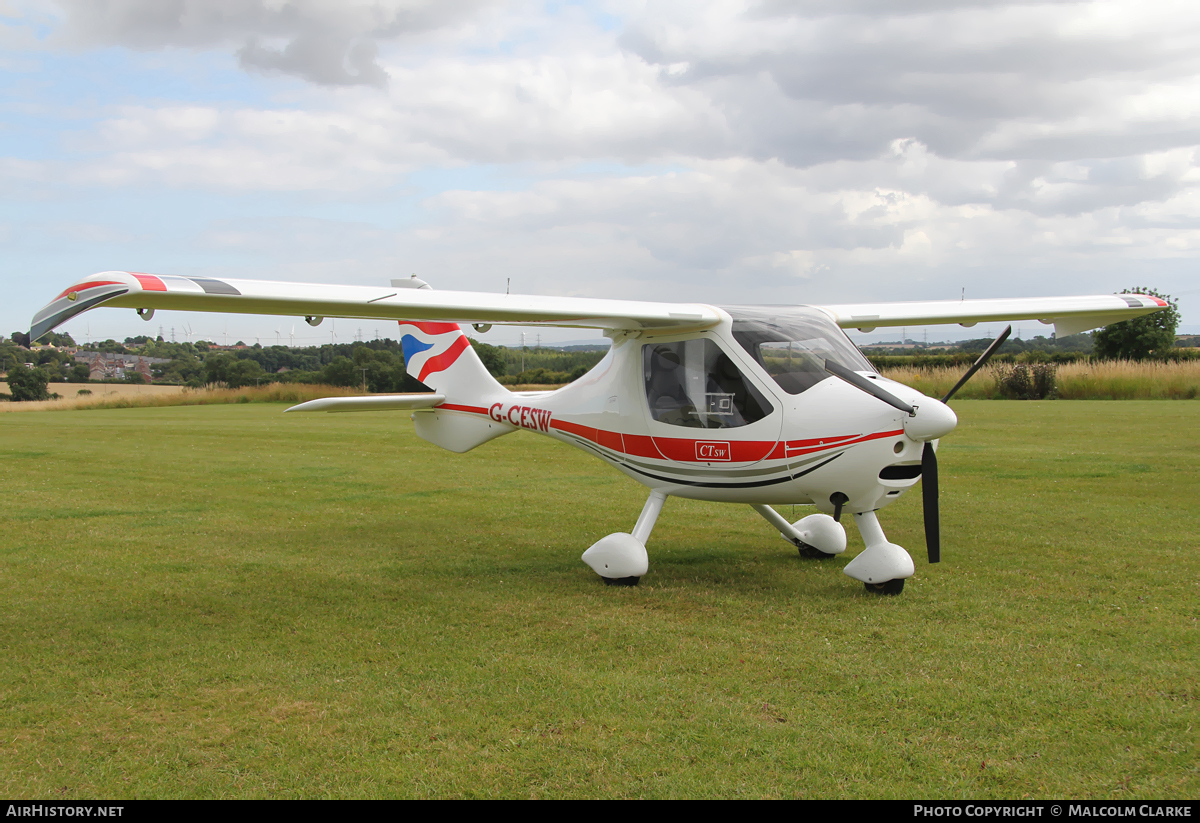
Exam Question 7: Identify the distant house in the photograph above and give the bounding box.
[75,351,169,381]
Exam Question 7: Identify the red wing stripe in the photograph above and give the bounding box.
[54,280,124,301]
[129,273,167,291]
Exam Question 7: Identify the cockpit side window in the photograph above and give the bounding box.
[729,306,875,396]
[643,339,774,428]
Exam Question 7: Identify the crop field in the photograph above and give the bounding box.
[1,402,1196,798]
[0,382,188,412]
[879,359,1200,400]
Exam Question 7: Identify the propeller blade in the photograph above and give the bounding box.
[824,359,915,416]
[922,441,940,563]
[941,325,1013,404]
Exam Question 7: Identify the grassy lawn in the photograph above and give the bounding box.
[1,402,1195,798]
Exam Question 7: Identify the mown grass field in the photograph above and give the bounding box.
[1,402,1196,798]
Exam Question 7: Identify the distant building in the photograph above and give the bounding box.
[75,351,170,381]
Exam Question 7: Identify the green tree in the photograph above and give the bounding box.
[1093,288,1180,360]
[6,365,51,401]
[320,356,359,387]
[204,353,263,387]
[469,338,507,378]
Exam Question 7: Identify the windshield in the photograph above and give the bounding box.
[728,306,874,396]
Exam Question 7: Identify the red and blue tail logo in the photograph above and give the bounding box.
[399,321,471,384]
[398,320,507,401]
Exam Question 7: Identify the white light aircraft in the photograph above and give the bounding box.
[32,272,1168,594]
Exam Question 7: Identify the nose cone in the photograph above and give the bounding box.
[903,397,957,442]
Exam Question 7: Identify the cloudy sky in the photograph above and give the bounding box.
[2,0,1198,348]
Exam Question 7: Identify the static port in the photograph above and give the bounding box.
[893,440,905,454]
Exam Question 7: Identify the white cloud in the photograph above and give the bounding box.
[621,0,1200,163]
[4,0,1200,337]
[45,0,497,85]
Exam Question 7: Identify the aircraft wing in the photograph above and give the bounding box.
[31,271,1167,342]
[30,271,721,341]
[818,294,1169,338]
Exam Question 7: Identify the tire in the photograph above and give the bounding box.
[864,578,905,595]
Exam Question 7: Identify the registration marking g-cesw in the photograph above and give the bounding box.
[490,402,552,433]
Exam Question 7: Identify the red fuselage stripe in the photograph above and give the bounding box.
[546,415,904,463]
[441,405,903,462]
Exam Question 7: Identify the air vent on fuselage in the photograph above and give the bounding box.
[879,463,922,480]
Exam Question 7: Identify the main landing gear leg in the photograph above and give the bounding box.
[843,511,914,595]
[581,490,667,587]
[750,504,847,559]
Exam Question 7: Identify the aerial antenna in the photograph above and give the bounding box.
[507,278,510,295]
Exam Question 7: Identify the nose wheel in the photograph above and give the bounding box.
[796,543,838,560]
[864,579,905,595]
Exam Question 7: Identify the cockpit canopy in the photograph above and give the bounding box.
[727,306,875,395]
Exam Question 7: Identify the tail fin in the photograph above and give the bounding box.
[399,320,516,453]
[398,321,509,402]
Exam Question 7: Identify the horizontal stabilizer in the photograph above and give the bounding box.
[285,393,445,413]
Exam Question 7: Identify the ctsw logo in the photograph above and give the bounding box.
[489,403,552,433]
[695,441,731,461]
